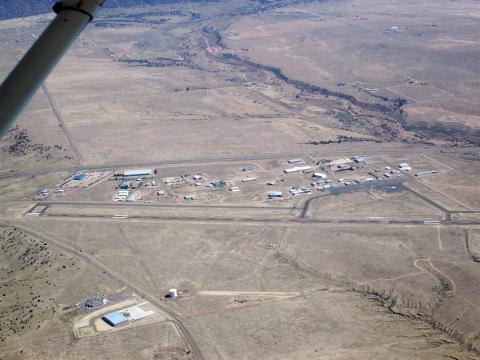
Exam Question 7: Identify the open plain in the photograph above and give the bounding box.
[0,0,479,359]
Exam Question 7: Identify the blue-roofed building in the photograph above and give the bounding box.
[102,311,128,327]
[73,173,87,181]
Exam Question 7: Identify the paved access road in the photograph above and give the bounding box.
[1,146,479,180]
[0,221,206,360]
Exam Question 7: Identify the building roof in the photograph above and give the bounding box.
[268,191,283,197]
[212,179,226,187]
[73,173,88,180]
[103,311,128,326]
[85,297,103,307]
[123,169,153,177]
[121,304,154,321]
[284,166,312,173]
[353,156,366,163]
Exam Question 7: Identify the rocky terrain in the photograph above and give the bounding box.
[0,227,79,347]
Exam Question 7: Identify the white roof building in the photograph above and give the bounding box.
[123,169,153,177]
[313,172,327,179]
[398,163,412,171]
[284,166,312,174]
[268,191,283,198]
[329,158,353,166]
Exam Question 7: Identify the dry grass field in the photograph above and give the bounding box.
[223,0,480,142]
